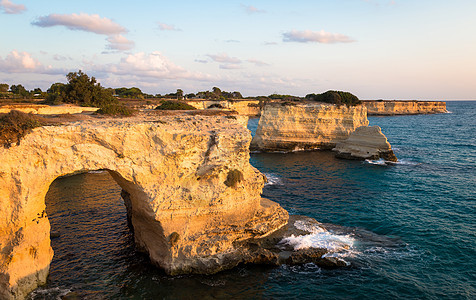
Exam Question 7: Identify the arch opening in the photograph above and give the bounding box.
[30,170,148,298]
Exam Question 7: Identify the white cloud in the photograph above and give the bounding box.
[242,4,265,14]
[0,50,65,74]
[106,35,135,51]
[283,30,355,44]
[91,51,210,81]
[207,53,242,64]
[157,22,181,31]
[0,0,26,14]
[32,13,126,35]
[32,13,134,51]
[220,64,242,70]
[247,59,269,67]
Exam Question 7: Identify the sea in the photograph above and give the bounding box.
[29,101,475,299]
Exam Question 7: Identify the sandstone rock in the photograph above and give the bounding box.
[0,114,288,299]
[184,100,262,116]
[362,100,447,115]
[333,126,397,162]
[250,103,369,152]
[0,104,99,115]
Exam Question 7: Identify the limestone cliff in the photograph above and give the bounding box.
[333,126,397,162]
[184,100,262,116]
[0,104,98,115]
[250,103,369,151]
[0,114,288,299]
[362,101,447,115]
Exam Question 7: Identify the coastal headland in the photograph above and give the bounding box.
[0,110,351,299]
[362,100,447,115]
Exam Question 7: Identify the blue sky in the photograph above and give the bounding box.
[1,0,475,99]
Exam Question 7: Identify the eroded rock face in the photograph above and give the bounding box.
[250,103,369,152]
[184,100,262,116]
[333,126,397,161]
[0,104,99,115]
[0,114,288,299]
[362,101,447,115]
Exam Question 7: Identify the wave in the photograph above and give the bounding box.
[280,220,357,263]
[364,158,421,166]
[264,173,282,186]
[88,170,108,174]
[364,158,391,166]
[29,287,72,300]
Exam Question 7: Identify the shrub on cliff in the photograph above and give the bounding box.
[0,110,48,147]
[96,103,134,116]
[45,71,134,116]
[155,101,197,110]
[224,169,244,188]
[305,90,361,106]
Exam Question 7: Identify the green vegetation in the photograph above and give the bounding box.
[305,90,361,106]
[224,169,244,188]
[96,103,134,116]
[114,87,144,99]
[195,87,243,100]
[155,100,197,110]
[0,110,48,147]
[45,70,134,116]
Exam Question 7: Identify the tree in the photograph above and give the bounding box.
[0,83,8,93]
[10,84,29,98]
[46,83,67,104]
[46,70,115,107]
[176,89,184,100]
[305,90,361,106]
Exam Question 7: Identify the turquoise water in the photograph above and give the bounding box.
[32,102,475,299]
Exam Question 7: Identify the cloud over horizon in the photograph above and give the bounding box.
[157,22,181,31]
[242,4,265,14]
[91,51,210,81]
[0,0,26,14]
[207,53,242,64]
[32,13,134,51]
[283,30,355,44]
[0,50,65,74]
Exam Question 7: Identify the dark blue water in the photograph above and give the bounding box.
[32,102,475,299]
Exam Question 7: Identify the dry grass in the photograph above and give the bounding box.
[0,110,49,147]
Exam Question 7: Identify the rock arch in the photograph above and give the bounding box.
[0,116,288,299]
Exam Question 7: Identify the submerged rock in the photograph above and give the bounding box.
[333,126,397,162]
[234,215,351,269]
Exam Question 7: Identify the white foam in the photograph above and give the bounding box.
[29,287,72,300]
[88,170,107,174]
[264,173,282,186]
[364,158,389,166]
[280,220,356,259]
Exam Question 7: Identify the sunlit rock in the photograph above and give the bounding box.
[250,103,369,152]
[0,114,288,299]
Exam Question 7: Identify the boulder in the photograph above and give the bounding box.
[333,126,397,162]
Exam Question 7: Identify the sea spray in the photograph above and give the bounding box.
[280,220,356,262]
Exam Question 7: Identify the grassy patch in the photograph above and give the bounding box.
[0,110,48,147]
[96,103,135,116]
[156,101,197,110]
[224,169,244,188]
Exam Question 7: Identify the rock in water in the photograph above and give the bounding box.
[250,103,369,152]
[333,126,397,162]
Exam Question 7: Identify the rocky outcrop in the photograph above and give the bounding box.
[250,103,369,152]
[184,100,262,116]
[0,104,99,115]
[362,101,447,115]
[0,114,288,299]
[333,126,397,162]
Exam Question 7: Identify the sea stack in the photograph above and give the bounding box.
[333,126,397,162]
[250,103,369,152]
